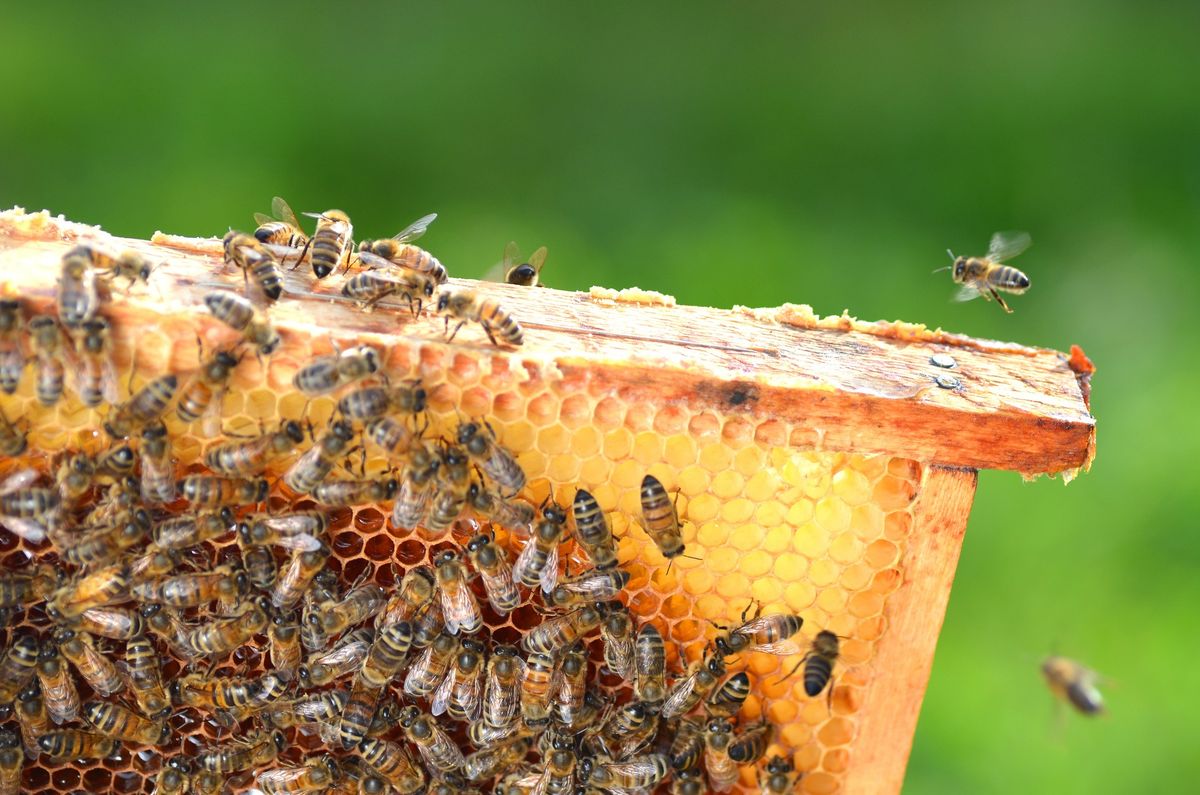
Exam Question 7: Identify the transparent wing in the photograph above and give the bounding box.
[275,532,322,552]
[986,230,1032,263]
[403,646,435,696]
[539,545,560,594]
[356,250,391,271]
[952,284,984,303]
[255,767,308,788]
[503,241,519,270]
[481,570,517,615]
[101,358,120,404]
[1,468,40,492]
[441,582,478,635]
[431,664,456,715]
[253,213,275,227]
[272,197,301,229]
[1,517,47,543]
[512,538,537,585]
[528,246,548,273]
[392,213,437,244]
[456,670,483,720]
[201,387,228,438]
[660,674,698,719]
[747,639,802,656]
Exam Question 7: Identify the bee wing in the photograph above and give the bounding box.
[272,196,302,229]
[457,669,483,721]
[480,570,517,615]
[952,284,984,303]
[201,387,228,438]
[1,468,40,492]
[660,673,699,719]
[357,250,392,271]
[253,212,275,227]
[482,241,520,283]
[1,517,47,543]
[430,662,457,716]
[512,538,537,586]
[263,243,299,260]
[527,246,548,273]
[440,581,478,635]
[602,755,669,780]
[275,532,322,552]
[539,545,560,595]
[747,640,803,656]
[986,230,1032,263]
[392,213,437,244]
[254,766,309,788]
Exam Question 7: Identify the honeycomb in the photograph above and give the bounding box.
[0,213,928,795]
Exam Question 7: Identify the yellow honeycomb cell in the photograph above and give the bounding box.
[536,424,571,455]
[699,441,733,472]
[603,426,633,459]
[686,492,720,522]
[787,498,815,526]
[720,497,755,523]
[809,558,841,587]
[611,458,643,488]
[711,469,746,499]
[664,433,697,469]
[739,548,774,577]
[746,469,780,502]
[762,524,793,553]
[831,467,872,505]
[730,523,765,552]
[829,532,864,564]
[632,430,665,465]
[750,576,783,604]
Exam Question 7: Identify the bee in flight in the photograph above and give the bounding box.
[1041,655,1106,716]
[942,230,1032,313]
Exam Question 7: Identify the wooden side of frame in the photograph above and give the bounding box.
[843,465,978,795]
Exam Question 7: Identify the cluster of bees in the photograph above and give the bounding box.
[0,198,850,794]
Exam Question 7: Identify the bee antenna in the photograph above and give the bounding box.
[946,248,956,260]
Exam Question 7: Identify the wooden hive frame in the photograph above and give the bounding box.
[0,207,1095,794]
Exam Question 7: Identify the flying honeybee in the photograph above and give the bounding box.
[293,345,380,397]
[139,421,176,503]
[357,213,446,283]
[499,240,548,287]
[176,344,241,434]
[255,756,340,795]
[204,291,282,358]
[0,299,24,395]
[104,373,179,438]
[222,231,284,301]
[57,248,100,331]
[458,421,525,497]
[436,288,524,347]
[1041,655,1106,716]
[465,532,519,616]
[513,500,568,594]
[73,317,119,409]
[253,196,309,250]
[27,315,66,406]
[943,230,1032,313]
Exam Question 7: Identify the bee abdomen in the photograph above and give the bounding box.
[991,265,1031,293]
[803,656,833,696]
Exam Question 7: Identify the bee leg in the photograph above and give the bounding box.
[483,324,500,346]
[289,239,312,271]
[775,652,808,686]
[990,288,1013,313]
[445,320,466,343]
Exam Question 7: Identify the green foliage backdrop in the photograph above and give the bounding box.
[3,2,1197,791]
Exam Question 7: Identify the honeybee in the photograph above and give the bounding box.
[242,541,278,592]
[400,705,466,774]
[313,476,398,507]
[300,209,354,279]
[362,620,414,687]
[176,345,240,433]
[411,598,445,649]
[71,243,155,287]
[298,628,374,687]
[580,754,670,792]
[432,636,485,721]
[483,644,525,731]
[499,240,548,287]
[342,262,437,314]
[204,420,302,476]
[265,689,347,731]
[403,631,459,698]
[282,420,356,494]
[54,628,123,696]
[571,488,618,571]
[552,642,588,727]
[432,549,483,635]
[662,648,727,719]
[180,474,269,506]
[704,717,739,793]
[466,480,535,530]
[177,671,283,713]
[0,409,26,458]
[673,766,706,795]
[72,316,119,408]
[153,508,235,549]
[139,604,196,661]
[944,231,1032,313]
[513,501,568,594]
[242,510,327,550]
[712,603,804,660]
[545,568,630,610]
[205,290,282,358]
[465,736,533,784]
[104,373,179,438]
[376,566,435,627]
[669,718,705,773]
[83,699,169,745]
[586,701,656,761]
[192,770,223,795]
[730,719,773,766]
[599,601,636,679]
[272,543,331,609]
[366,415,421,461]
[428,446,471,534]
[73,605,144,641]
[519,650,556,727]
[464,532,519,616]
[0,468,60,543]
[254,196,310,250]
[61,512,150,571]
[154,758,191,795]
[131,563,248,608]
[706,670,751,717]
[26,315,66,406]
[196,729,285,774]
[134,421,175,503]
[635,623,667,706]
[358,737,427,795]
[0,731,22,795]
[256,755,341,795]
[319,582,387,635]
[392,441,441,530]
[37,729,119,760]
[338,380,427,422]
[36,639,80,723]
[1041,655,1106,716]
[123,634,171,718]
[222,231,284,301]
[800,630,840,701]
[437,288,524,347]
[0,299,24,395]
[357,213,445,283]
[522,601,605,656]
[183,597,269,657]
[530,732,576,794]
[457,421,525,497]
[639,474,689,561]
[15,681,50,756]
[47,561,129,619]
[57,249,100,331]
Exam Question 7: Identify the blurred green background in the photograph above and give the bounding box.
[2,1,1197,791]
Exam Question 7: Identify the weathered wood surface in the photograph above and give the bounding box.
[843,465,978,795]
[0,208,1094,476]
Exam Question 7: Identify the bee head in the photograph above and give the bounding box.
[953,256,967,281]
[436,292,451,312]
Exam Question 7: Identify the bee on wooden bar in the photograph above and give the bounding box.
[514,500,568,594]
[357,213,446,283]
[73,316,119,408]
[255,755,340,795]
[36,639,80,724]
[179,474,269,507]
[436,287,524,347]
[457,420,525,496]
[300,209,354,278]
[222,231,284,301]
[138,421,176,503]
[54,628,123,697]
[1042,655,1106,716]
[254,196,310,250]
[0,409,26,458]
[465,532,519,616]
[104,374,179,438]
[293,347,380,397]
[37,729,119,761]
[205,290,282,358]
[499,240,548,287]
[205,420,305,476]
[72,243,155,288]
[57,248,100,331]
[943,231,1032,313]
[176,344,240,434]
[82,699,170,745]
[0,299,24,394]
[343,259,437,314]
[27,315,66,406]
